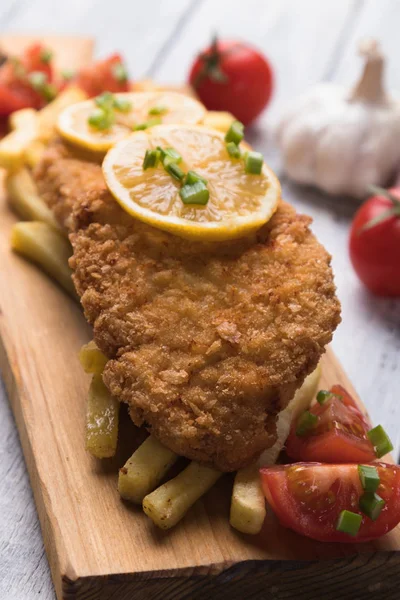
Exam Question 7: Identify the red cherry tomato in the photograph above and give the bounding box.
[76,53,129,97]
[349,187,400,296]
[285,385,376,463]
[260,463,400,542]
[189,38,273,125]
[0,43,56,116]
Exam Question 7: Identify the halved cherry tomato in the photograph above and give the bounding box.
[260,463,400,542]
[75,53,129,97]
[285,385,376,463]
[0,43,56,116]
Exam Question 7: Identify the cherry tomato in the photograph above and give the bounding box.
[0,43,55,116]
[349,186,400,296]
[285,385,376,463]
[260,462,400,542]
[188,38,273,125]
[76,53,129,97]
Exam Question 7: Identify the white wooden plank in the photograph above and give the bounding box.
[0,0,195,78]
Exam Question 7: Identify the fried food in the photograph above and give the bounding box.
[79,340,108,374]
[86,373,119,458]
[34,140,341,472]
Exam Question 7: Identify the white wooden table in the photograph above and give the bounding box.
[0,1,399,598]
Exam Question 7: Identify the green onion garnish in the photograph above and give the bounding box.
[225,120,244,145]
[95,91,115,111]
[244,151,264,175]
[358,465,380,493]
[112,62,128,83]
[28,71,48,91]
[164,158,185,182]
[180,181,209,205]
[158,147,182,163]
[316,390,331,405]
[42,83,57,102]
[40,48,53,64]
[295,410,318,437]
[133,117,162,131]
[113,97,132,113]
[336,510,362,536]
[61,68,75,81]
[185,170,207,186]
[148,105,168,116]
[359,492,385,521]
[142,149,160,170]
[367,425,393,458]
[226,141,241,159]
[88,108,114,131]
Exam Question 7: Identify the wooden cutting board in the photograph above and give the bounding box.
[1,36,400,600]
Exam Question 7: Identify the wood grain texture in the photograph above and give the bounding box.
[1,167,399,599]
[0,2,399,599]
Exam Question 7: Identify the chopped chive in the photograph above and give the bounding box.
[336,510,362,536]
[359,492,385,521]
[295,410,318,437]
[158,147,182,163]
[226,141,241,158]
[40,48,53,64]
[112,62,128,83]
[88,108,114,131]
[358,465,380,493]
[142,149,160,170]
[28,71,48,91]
[133,117,162,131]
[95,91,115,111]
[180,181,209,205]
[367,425,394,458]
[185,170,207,185]
[164,158,185,182]
[316,390,331,405]
[113,97,132,113]
[148,105,168,116]
[42,83,57,102]
[225,120,244,144]
[244,150,264,175]
[61,68,75,81]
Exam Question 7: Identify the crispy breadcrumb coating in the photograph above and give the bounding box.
[35,141,341,471]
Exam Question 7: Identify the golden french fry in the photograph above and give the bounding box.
[143,461,221,529]
[86,374,119,458]
[203,111,236,133]
[10,221,76,298]
[230,463,266,535]
[0,109,38,170]
[119,436,178,504]
[79,340,108,375]
[230,364,322,535]
[38,85,87,142]
[6,168,61,230]
[9,107,38,130]
[24,139,46,168]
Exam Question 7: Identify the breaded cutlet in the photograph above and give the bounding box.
[34,140,341,471]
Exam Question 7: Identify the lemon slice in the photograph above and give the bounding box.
[57,92,206,153]
[103,124,281,241]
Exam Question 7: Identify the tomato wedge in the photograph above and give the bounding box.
[75,53,129,97]
[285,385,376,463]
[261,463,400,542]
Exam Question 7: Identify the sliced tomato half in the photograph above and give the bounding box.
[260,463,400,543]
[75,53,129,97]
[285,385,376,463]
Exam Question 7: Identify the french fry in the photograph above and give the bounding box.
[230,463,266,535]
[79,340,108,375]
[24,139,46,168]
[0,109,38,170]
[203,111,236,133]
[6,168,61,230]
[37,86,87,142]
[143,461,221,529]
[230,364,322,535]
[9,107,38,130]
[118,436,178,504]
[86,374,119,458]
[10,221,76,298]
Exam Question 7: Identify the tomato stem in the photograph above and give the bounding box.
[359,185,400,233]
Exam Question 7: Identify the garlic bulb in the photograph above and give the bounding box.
[277,40,400,198]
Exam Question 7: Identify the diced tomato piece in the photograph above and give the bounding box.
[75,53,129,97]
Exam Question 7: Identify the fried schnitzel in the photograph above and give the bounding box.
[35,140,341,471]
